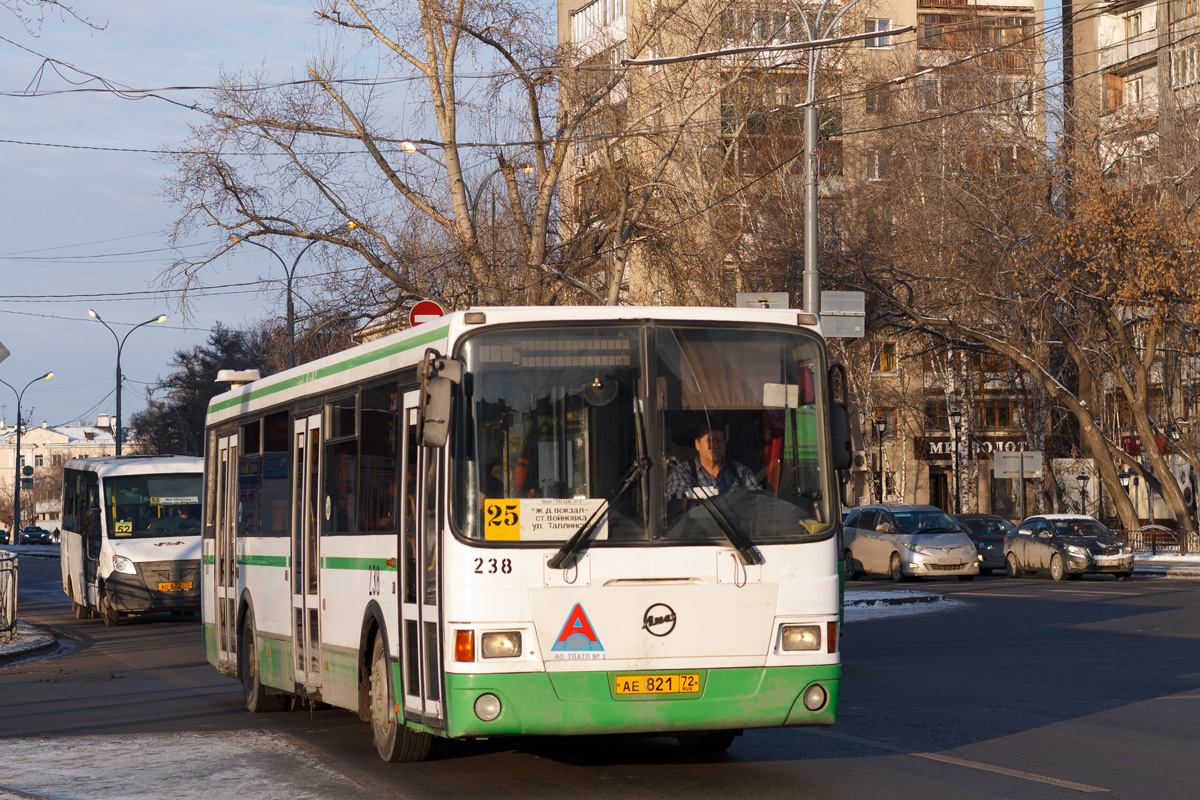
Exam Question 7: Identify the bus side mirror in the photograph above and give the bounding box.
[828,363,852,472]
[830,403,852,471]
[419,349,463,448]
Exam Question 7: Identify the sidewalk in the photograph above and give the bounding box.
[0,620,58,666]
[1133,552,1200,579]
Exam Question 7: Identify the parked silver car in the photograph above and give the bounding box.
[843,504,981,581]
[1005,515,1134,580]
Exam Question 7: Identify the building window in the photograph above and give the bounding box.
[872,342,898,373]
[1171,0,1196,23]
[34,454,44,467]
[925,401,948,429]
[916,79,941,112]
[864,18,893,48]
[865,90,892,114]
[1104,73,1123,111]
[866,150,889,181]
[1171,44,1200,89]
[1124,76,1143,107]
[978,400,1018,429]
[1126,12,1141,39]
[875,407,900,438]
[918,14,945,47]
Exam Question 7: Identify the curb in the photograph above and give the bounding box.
[0,622,59,666]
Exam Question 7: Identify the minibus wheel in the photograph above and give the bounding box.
[100,591,120,626]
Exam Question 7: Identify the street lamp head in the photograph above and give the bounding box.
[1118,471,1130,488]
[873,417,887,435]
[154,314,168,324]
[87,308,101,320]
[948,408,962,426]
[1076,472,1089,486]
[229,234,243,244]
[40,372,53,381]
[401,140,419,153]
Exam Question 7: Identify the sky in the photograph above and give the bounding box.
[0,2,321,428]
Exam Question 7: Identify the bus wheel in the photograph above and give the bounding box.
[369,634,432,762]
[677,730,737,754]
[101,591,120,627]
[240,612,286,713]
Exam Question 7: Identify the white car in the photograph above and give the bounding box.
[842,504,981,581]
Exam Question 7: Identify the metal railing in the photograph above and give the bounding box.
[0,550,16,642]
[1119,525,1200,556]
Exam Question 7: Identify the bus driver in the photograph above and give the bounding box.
[666,422,761,499]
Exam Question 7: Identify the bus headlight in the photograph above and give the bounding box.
[803,684,828,711]
[481,631,522,659]
[781,624,821,651]
[112,555,137,575]
[474,693,502,722]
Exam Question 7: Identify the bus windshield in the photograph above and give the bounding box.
[453,323,833,545]
[103,473,203,538]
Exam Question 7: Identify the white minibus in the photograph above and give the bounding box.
[61,455,203,625]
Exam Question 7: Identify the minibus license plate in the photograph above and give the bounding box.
[614,674,700,695]
[158,581,193,592]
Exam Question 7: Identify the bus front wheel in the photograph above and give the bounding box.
[100,590,120,626]
[369,634,432,762]
[240,612,286,713]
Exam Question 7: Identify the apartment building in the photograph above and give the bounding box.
[0,415,119,527]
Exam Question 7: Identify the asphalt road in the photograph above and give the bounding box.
[3,552,1198,799]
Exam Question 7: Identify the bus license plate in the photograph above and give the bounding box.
[157,581,193,592]
[614,674,700,695]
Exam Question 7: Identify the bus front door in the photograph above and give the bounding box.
[215,433,239,671]
[292,413,323,692]
[400,393,445,729]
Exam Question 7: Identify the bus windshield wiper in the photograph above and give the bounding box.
[666,456,763,566]
[549,457,650,570]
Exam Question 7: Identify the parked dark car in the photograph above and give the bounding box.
[954,514,1015,574]
[18,525,52,545]
[1004,515,1134,581]
[0,528,8,545]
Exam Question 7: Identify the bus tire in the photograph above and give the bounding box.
[369,634,432,763]
[240,612,286,713]
[677,730,737,754]
[101,590,120,627]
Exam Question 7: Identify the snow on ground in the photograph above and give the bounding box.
[0,731,366,800]
[844,589,964,621]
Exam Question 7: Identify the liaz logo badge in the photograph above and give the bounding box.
[551,603,605,660]
[642,603,677,637]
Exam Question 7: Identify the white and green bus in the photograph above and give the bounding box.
[202,306,852,761]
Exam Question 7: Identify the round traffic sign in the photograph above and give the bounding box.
[409,299,446,327]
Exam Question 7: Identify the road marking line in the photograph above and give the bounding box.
[806,729,1109,793]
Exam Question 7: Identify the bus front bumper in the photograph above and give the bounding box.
[104,559,201,613]
[438,665,839,739]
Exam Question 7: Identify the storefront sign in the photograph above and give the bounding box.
[914,436,1030,461]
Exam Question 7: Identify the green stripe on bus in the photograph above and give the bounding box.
[239,554,289,568]
[322,556,397,571]
[207,324,448,416]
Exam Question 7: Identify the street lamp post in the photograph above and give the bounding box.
[87,311,167,456]
[229,222,357,369]
[873,416,888,503]
[948,408,963,514]
[1076,472,1090,516]
[785,0,878,313]
[0,372,53,533]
